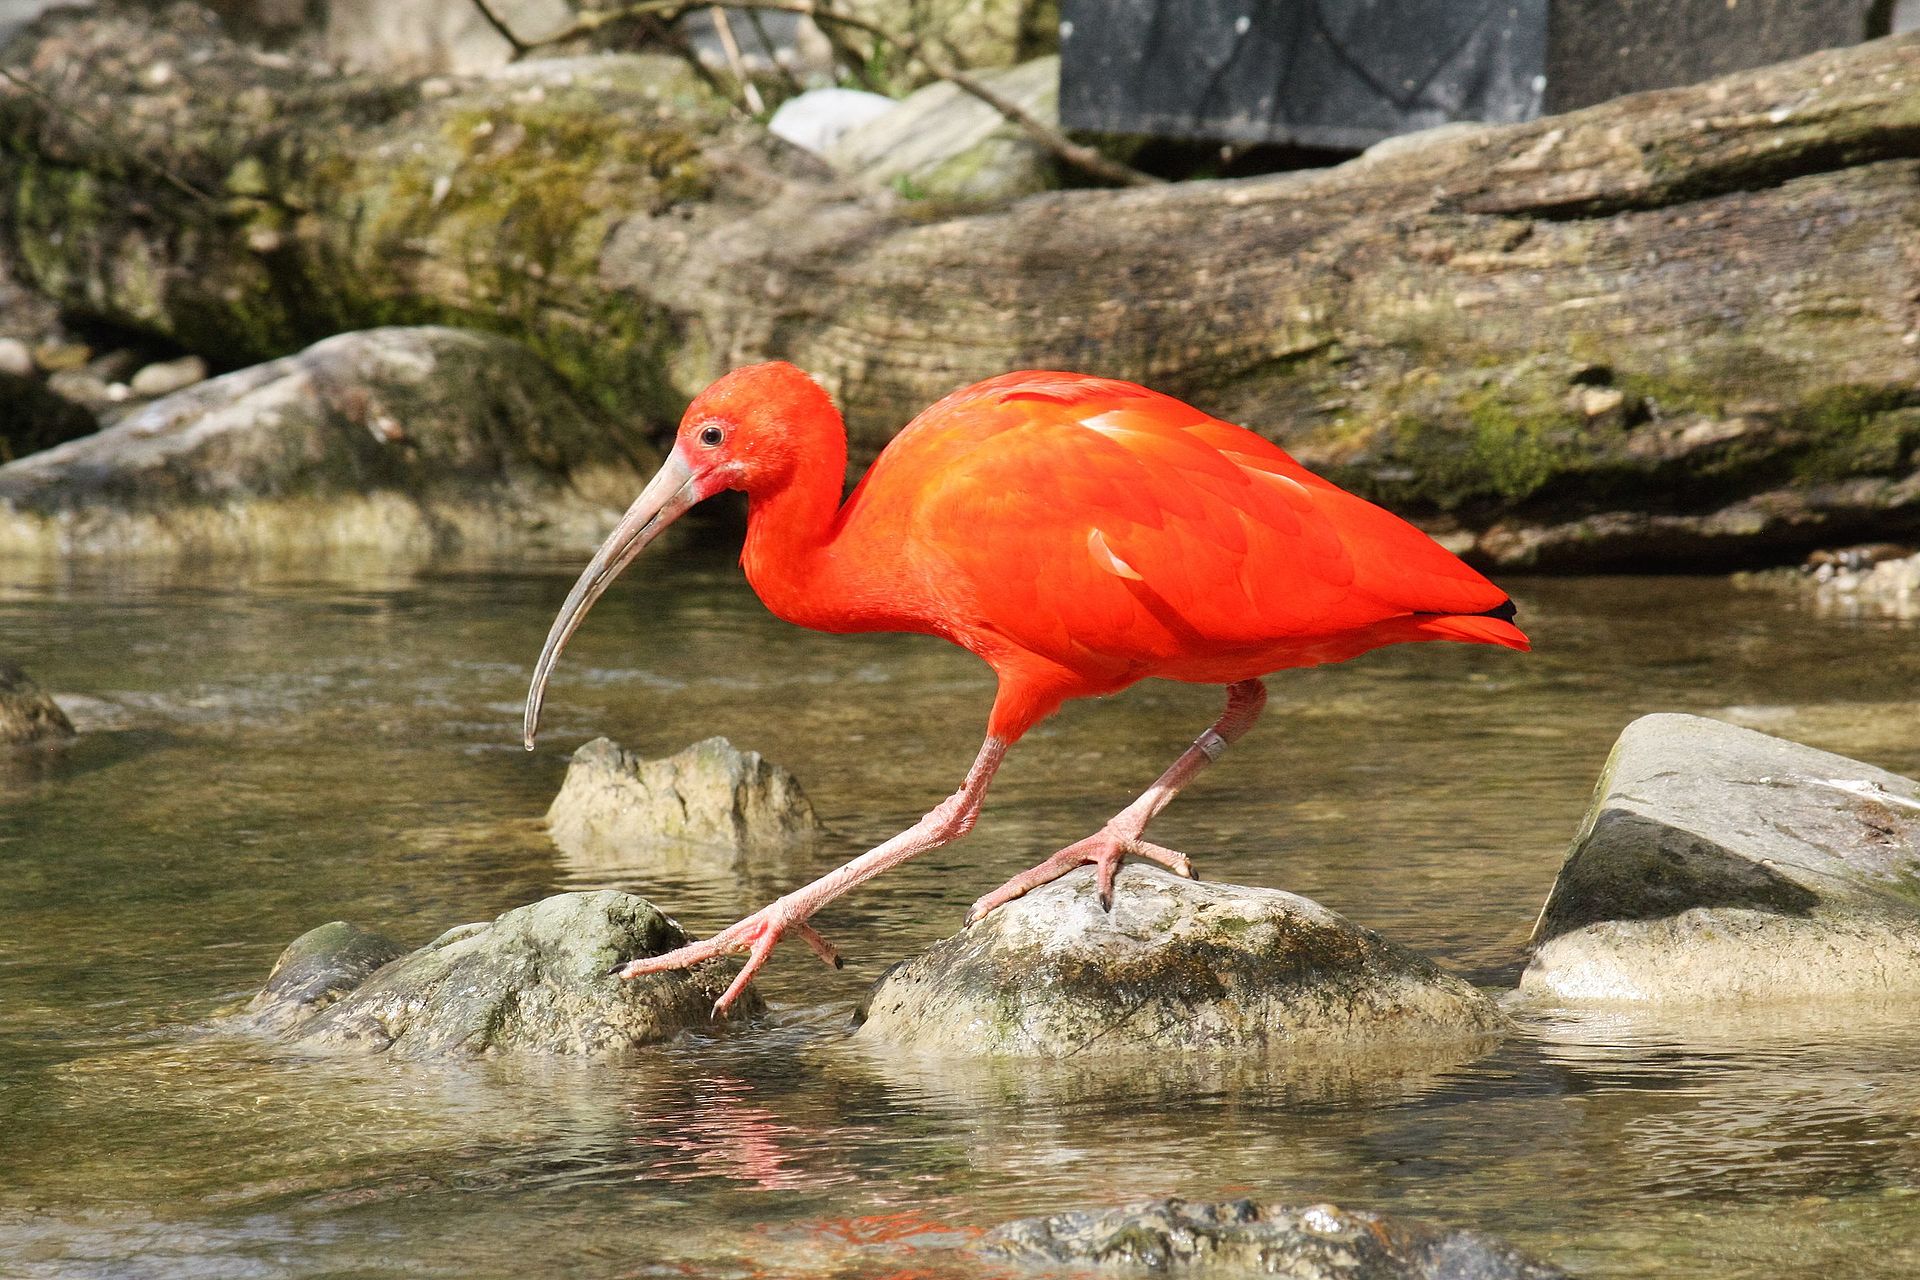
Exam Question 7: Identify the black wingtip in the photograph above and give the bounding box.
[1477,597,1519,623]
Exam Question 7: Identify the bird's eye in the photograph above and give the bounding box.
[698,425,725,447]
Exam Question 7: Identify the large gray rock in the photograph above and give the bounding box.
[247,891,758,1056]
[825,56,1061,203]
[855,866,1506,1057]
[0,660,75,746]
[1520,714,1920,1004]
[0,326,656,557]
[979,1198,1567,1278]
[547,736,823,868]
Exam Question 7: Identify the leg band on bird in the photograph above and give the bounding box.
[966,679,1272,921]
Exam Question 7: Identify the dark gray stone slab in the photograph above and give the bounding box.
[1061,0,1879,148]
[1060,0,1547,149]
[1545,0,1877,112]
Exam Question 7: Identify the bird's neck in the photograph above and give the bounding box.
[739,418,857,630]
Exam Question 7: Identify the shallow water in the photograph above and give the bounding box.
[3,538,1918,1278]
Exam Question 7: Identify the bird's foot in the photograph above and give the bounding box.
[613,901,842,1016]
[966,827,1196,925]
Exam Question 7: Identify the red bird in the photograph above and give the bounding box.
[525,363,1528,1010]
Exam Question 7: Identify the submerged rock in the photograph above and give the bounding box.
[244,921,408,1034]
[1736,549,1920,621]
[249,891,757,1056]
[1520,714,1920,1005]
[0,326,656,558]
[855,866,1506,1057]
[979,1198,1568,1278]
[825,56,1060,202]
[547,736,823,866]
[0,661,76,746]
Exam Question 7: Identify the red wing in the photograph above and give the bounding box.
[880,376,1512,675]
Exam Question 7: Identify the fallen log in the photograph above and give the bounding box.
[4,5,1920,568]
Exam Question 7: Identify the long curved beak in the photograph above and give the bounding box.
[523,451,698,749]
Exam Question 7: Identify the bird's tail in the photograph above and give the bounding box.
[1410,607,1531,652]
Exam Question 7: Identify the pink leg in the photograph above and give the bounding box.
[967,679,1269,924]
[617,735,1011,1013]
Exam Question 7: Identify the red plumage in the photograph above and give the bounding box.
[740,367,1525,738]
[526,362,1529,1009]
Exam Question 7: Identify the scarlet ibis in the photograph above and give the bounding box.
[525,363,1528,1010]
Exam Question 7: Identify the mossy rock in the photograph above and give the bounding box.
[250,891,759,1057]
[0,661,75,746]
[855,866,1507,1057]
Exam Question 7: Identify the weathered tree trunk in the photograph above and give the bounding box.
[5,5,1920,568]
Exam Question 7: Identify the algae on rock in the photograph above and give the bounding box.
[856,865,1507,1057]
[10,7,1920,566]
[246,891,759,1057]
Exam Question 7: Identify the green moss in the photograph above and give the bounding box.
[1787,386,1920,481]
[1369,384,1588,510]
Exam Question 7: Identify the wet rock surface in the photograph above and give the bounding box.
[1736,548,1920,621]
[245,891,757,1056]
[548,736,823,865]
[978,1197,1568,1278]
[0,326,655,557]
[0,660,76,745]
[855,866,1506,1057]
[1520,713,1920,1004]
[243,921,408,1035]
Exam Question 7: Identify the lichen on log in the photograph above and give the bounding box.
[5,7,1920,567]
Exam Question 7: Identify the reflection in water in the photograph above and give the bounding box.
[2,551,1918,1277]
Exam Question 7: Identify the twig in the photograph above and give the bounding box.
[0,63,221,206]
[707,6,766,114]
[515,0,1162,187]
[744,7,806,96]
[469,0,533,56]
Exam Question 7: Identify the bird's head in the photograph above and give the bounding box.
[521,361,835,748]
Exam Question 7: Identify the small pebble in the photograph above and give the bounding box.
[31,341,91,373]
[1578,386,1626,418]
[0,337,31,377]
[129,355,209,399]
[47,370,111,404]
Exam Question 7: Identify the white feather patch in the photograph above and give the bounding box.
[1080,410,1142,442]
[1249,468,1313,501]
[1088,527,1143,580]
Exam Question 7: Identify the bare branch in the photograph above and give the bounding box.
[706,6,766,114]
[0,63,221,207]
[469,0,533,56]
